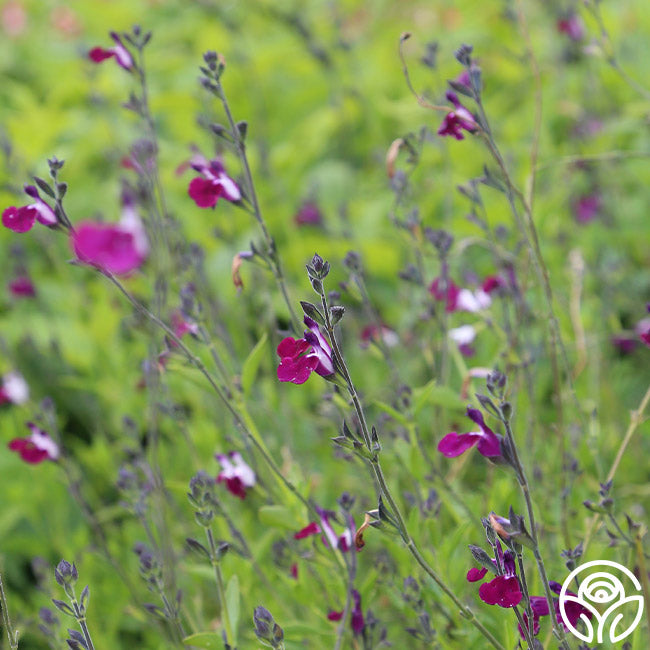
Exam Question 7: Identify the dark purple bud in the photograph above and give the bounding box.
[55,560,78,587]
[454,44,474,66]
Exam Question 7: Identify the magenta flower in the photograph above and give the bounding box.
[88,31,134,70]
[466,567,488,582]
[294,202,323,227]
[277,317,334,384]
[171,311,199,343]
[2,185,57,233]
[574,194,601,224]
[437,91,477,140]
[481,274,506,294]
[0,371,29,405]
[8,422,60,464]
[360,324,399,349]
[636,317,650,347]
[293,507,354,553]
[215,451,255,499]
[479,574,522,608]
[429,277,461,312]
[8,275,36,298]
[71,195,148,275]
[557,13,585,41]
[187,156,241,208]
[438,406,502,458]
[328,590,364,635]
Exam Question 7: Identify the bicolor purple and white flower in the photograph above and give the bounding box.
[2,185,57,233]
[448,324,477,356]
[8,422,60,464]
[215,451,255,499]
[88,31,134,70]
[294,507,354,553]
[437,406,502,458]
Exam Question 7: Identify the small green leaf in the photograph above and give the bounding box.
[225,574,240,644]
[412,381,466,414]
[374,400,409,426]
[182,632,222,648]
[241,332,268,396]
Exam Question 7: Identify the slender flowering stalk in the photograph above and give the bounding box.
[0,572,19,650]
[307,256,504,650]
[52,561,95,650]
[199,52,300,332]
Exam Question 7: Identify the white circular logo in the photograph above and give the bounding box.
[559,560,644,644]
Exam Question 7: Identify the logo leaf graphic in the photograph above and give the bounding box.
[602,595,644,643]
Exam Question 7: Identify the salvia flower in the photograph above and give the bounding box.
[294,507,354,553]
[276,316,334,384]
[448,324,476,356]
[71,196,148,276]
[573,193,601,224]
[437,91,477,140]
[429,277,491,313]
[187,155,241,208]
[437,406,502,458]
[557,13,585,42]
[360,324,399,349]
[294,201,323,226]
[8,422,60,464]
[2,185,57,233]
[635,317,650,347]
[328,590,365,635]
[0,371,29,405]
[8,275,36,298]
[88,31,134,70]
[215,451,255,499]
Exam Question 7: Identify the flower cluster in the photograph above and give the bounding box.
[276,316,334,384]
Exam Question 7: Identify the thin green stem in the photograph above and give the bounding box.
[206,528,235,648]
[0,572,19,650]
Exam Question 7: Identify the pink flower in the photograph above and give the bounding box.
[0,371,29,405]
[8,422,60,464]
[481,274,506,294]
[437,406,501,458]
[71,195,148,276]
[328,590,364,635]
[8,276,36,298]
[429,277,461,312]
[429,276,490,313]
[437,91,477,140]
[215,451,255,499]
[187,156,241,208]
[360,324,399,348]
[2,185,57,233]
[170,311,199,343]
[89,31,134,70]
[276,317,334,384]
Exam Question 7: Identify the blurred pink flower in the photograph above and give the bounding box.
[1,1,27,37]
[0,371,29,405]
[2,185,57,233]
[187,156,241,208]
[557,13,585,41]
[216,451,255,499]
[8,423,59,464]
[8,276,36,298]
[438,91,477,140]
[574,194,601,224]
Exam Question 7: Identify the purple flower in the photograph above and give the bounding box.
[215,451,255,499]
[574,194,601,224]
[635,317,650,347]
[89,31,134,70]
[557,13,585,42]
[479,574,523,608]
[294,201,323,227]
[8,422,60,464]
[2,185,57,233]
[276,317,334,384]
[466,567,488,582]
[187,156,241,208]
[8,275,36,298]
[437,406,502,458]
[437,91,477,140]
